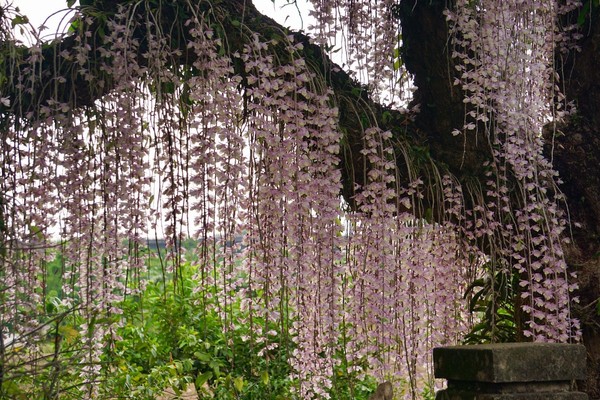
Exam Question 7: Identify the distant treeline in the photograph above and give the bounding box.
[144,236,245,251]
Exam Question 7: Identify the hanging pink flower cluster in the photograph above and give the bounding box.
[446,0,580,341]
[235,32,344,398]
[0,4,156,395]
[306,0,407,106]
[183,18,247,337]
[340,128,472,397]
[59,6,154,394]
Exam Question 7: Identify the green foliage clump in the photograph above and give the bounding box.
[463,260,518,344]
[99,256,294,400]
[1,247,391,400]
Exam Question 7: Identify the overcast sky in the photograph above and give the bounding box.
[11,0,74,42]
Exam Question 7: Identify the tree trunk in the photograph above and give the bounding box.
[555,7,600,397]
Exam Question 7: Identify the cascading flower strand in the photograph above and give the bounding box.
[446,0,580,341]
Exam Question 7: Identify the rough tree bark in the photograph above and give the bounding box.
[1,0,599,396]
[555,6,600,396]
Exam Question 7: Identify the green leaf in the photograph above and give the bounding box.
[45,299,56,314]
[68,19,81,33]
[195,371,213,388]
[382,111,392,125]
[28,224,44,240]
[234,376,245,392]
[193,351,211,363]
[1,380,22,396]
[66,0,77,7]
[209,360,221,377]
[161,81,176,94]
[11,15,29,28]
[393,58,403,71]
[424,208,433,224]
[578,1,591,26]
[260,370,270,385]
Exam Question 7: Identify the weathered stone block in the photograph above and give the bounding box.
[434,343,587,400]
[435,393,588,399]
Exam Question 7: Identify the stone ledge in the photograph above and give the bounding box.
[434,343,586,383]
[435,391,588,400]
